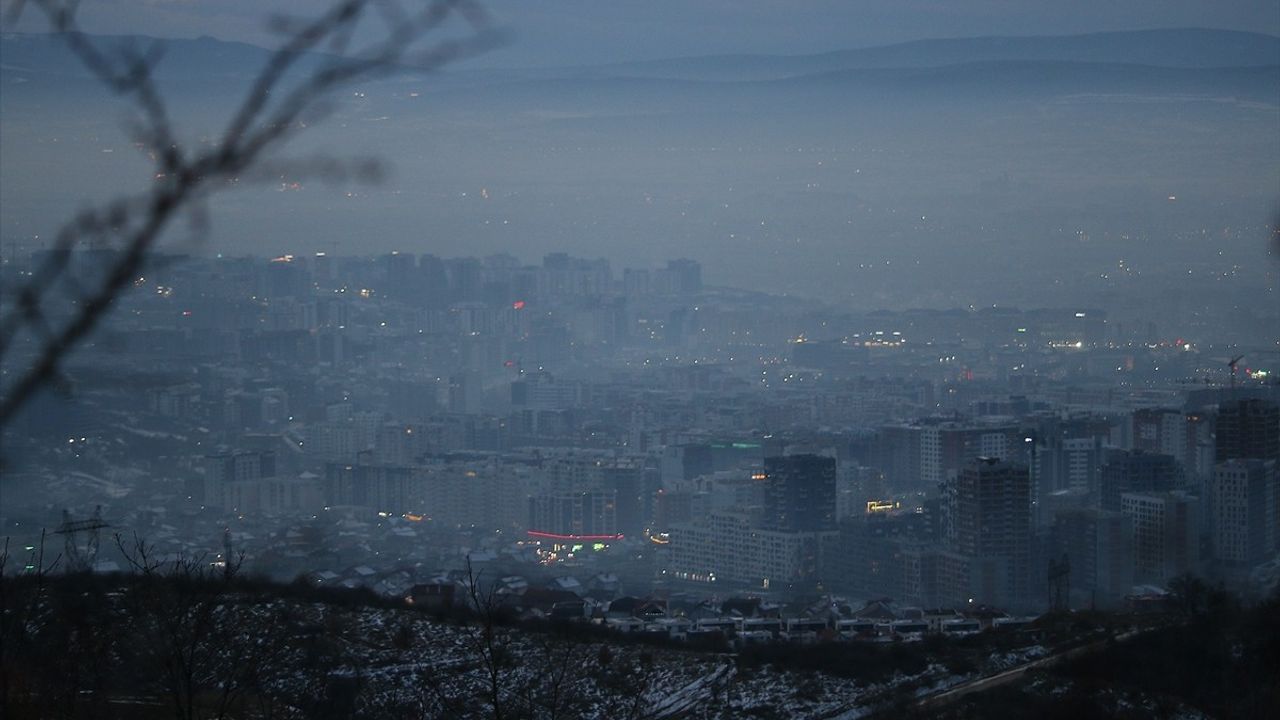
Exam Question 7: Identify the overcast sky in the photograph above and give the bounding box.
[8,0,1280,67]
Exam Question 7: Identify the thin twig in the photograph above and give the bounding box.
[0,0,499,431]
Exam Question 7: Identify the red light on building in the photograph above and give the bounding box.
[504,360,515,367]
[512,300,526,310]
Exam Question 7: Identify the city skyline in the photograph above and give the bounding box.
[1,2,1277,717]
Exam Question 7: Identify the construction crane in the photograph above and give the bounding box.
[54,505,108,573]
[1228,354,1245,389]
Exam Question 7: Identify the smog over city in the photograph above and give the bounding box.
[1,1,1278,718]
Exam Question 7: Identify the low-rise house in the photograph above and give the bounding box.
[607,596,667,620]
[308,569,341,585]
[407,576,463,610]
[547,576,584,596]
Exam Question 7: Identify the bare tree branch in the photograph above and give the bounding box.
[0,0,501,431]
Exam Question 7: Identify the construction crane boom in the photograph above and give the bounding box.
[1228,354,1245,389]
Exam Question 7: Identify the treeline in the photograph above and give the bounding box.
[2,549,368,720]
[922,579,1280,719]
[1053,582,1280,719]
[0,541,695,720]
[9,543,1272,720]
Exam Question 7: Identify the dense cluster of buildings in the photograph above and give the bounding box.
[2,249,1277,616]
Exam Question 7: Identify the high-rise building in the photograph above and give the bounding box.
[197,450,278,509]
[263,257,306,298]
[448,372,482,415]
[206,450,277,485]
[1184,411,1217,487]
[530,451,651,538]
[600,460,649,539]
[821,510,939,605]
[1031,413,1111,523]
[1132,408,1189,467]
[836,464,885,521]
[1120,491,1200,586]
[1099,450,1181,512]
[761,454,837,532]
[528,490,619,539]
[921,421,1024,490]
[665,258,703,295]
[1215,399,1279,463]
[872,423,923,492]
[945,457,1032,609]
[666,453,837,592]
[383,251,415,298]
[667,511,823,590]
[324,462,412,512]
[1210,459,1277,568]
[622,267,652,297]
[417,253,448,308]
[1052,508,1134,607]
[660,444,714,486]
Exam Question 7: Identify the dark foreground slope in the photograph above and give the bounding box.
[911,585,1280,720]
[3,568,1275,719]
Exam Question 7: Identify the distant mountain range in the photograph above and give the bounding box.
[4,28,1276,118]
[3,27,1278,88]
[422,63,1279,118]
[556,28,1280,82]
[2,27,1276,300]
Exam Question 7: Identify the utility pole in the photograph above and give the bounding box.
[54,505,108,573]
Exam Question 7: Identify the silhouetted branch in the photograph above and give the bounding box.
[0,0,500,431]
